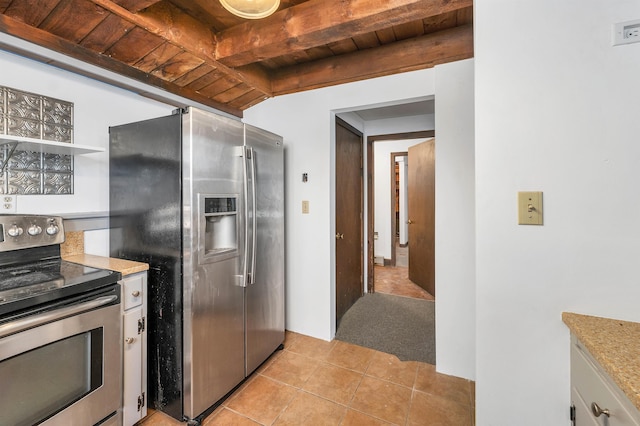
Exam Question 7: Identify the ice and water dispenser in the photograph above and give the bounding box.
[199,195,239,262]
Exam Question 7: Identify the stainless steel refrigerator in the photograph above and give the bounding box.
[109,107,284,423]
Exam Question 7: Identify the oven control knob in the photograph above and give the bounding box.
[46,224,59,235]
[7,224,23,237]
[28,224,42,236]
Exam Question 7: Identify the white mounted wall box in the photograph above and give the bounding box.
[613,19,640,46]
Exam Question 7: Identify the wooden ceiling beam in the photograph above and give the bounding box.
[112,0,162,13]
[215,0,473,67]
[271,24,473,95]
[0,12,243,116]
[87,0,273,95]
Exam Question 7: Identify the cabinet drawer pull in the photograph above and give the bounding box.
[125,337,136,344]
[131,290,141,297]
[591,402,610,418]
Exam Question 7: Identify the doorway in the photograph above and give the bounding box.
[335,127,437,366]
[369,131,435,300]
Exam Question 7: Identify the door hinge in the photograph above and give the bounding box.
[138,317,145,334]
[570,404,576,426]
[138,392,145,411]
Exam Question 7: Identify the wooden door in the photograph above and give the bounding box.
[335,118,363,325]
[407,139,435,296]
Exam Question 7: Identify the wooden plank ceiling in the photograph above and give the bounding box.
[0,0,473,117]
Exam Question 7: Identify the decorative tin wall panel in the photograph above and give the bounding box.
[8,170,41,194]
[7,116,41,139]
[43,123,73,143]
[43,154,73,172]
[43,98,73,125]
[0,86,74,194]
[44,173,73,194]
[8,150,41,170]
[7,89,41,120]
[43,97,73,143]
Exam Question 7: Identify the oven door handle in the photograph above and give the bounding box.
[0,295,118,338]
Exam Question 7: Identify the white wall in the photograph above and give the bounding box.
[0,49,174,221]
[244,70,437,340]
[434,59,475,381]
[373,138,428,261]
[475,1,640,424]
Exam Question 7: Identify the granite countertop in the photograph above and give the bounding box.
[563,312,640,411]
[63,253,149,276]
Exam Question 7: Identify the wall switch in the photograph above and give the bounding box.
[302,200,309,214]
[518,192,543,225]
[613,19,640,45]
[2,195,16,213]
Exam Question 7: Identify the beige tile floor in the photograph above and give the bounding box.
[374,265,434,301]
[139,331,475,426]
[374,242,434,302]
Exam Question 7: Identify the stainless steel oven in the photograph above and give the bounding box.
[0,215,122,426]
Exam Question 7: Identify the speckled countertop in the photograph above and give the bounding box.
[59,230,148,276]
[563,312,640,412]
[63,253,149,276]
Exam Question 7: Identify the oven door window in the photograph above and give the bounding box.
[0,294,120,426]
[0,328,104,426]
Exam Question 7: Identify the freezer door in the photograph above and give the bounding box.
[244,124,285,374]
[182,108,246,419]
[109,114,184,420]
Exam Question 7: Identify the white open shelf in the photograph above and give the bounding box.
[0,134,104,155]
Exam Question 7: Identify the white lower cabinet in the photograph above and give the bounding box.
[571,335,640,426]
[121,272,147,426]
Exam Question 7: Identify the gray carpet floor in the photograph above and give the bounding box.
[335,293,435,364]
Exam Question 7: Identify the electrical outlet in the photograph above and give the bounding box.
[613,19,640,45]
[2,195,16,213]
[624,24,640,39]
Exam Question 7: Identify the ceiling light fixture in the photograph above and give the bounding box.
[219,0,280,20]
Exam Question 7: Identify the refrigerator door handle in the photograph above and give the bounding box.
[242,146,250,288]
[249,146,257,285]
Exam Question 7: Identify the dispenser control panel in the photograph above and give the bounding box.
[204,197,236,214]
[199,194,239,264]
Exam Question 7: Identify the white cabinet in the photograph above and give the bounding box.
[121,272,147,426]
[571,335,640,426]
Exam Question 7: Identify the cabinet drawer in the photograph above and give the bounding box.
[571,339,640,426]
[122,274,144,310]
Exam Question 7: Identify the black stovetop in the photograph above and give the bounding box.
[0,214,122,318]
[0,258,120,317]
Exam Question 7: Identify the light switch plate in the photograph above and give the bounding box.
[518,191,543,225]
[302,200,309,214]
